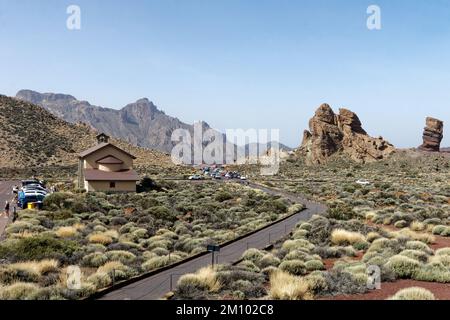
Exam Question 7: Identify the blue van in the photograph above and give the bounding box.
[17,191,45,209]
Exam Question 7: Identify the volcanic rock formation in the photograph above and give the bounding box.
[300,104,395,164]
[418,117,444,152]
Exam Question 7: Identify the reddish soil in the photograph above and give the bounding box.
[369,222,450,250]
[429,235,450,251]
[323,251,364,270]
[321,280,450,300]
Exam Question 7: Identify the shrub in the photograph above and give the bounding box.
[305,260,325,271]
[43,192,73,210]
[279,260,307,276]
[98,261,135,280]
[105,251,136,264]
[331,229,366,246]
[304,271,328,294]
[177,267,221,293]
[405,241,433,255]
[215,191,233,202]
[384,255,420,278]
[353,241,369,251]
[241,248,265,263]
[82,252,109,268]
[0,282,41,300]
[398,250,429,263]
[389,287,435,300]
[87,272,112,290]
[88,233,113,245]
[258,254,281,269]
[322,269,367,296]
[436,248,450,256]
[410,221,425,231]
[366,232,381,243]
[269,270,312,300]
[413,263,450,283]
[141,254,181,271]
[432,225,448,236]
[56,226,78,238]
[282,239,315,252]
[292,229,309,239]
[0,236,79,262]
[394,220,408,228]
[396,229,435,244]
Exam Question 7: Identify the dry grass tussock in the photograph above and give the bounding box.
[269,270,313,300]
[331,229,366,245]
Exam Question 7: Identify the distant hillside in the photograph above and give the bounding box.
[0,95,174,172]
[16,90,204,153]
[16,90,292,156]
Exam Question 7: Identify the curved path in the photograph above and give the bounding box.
[0,181,18,240]
[99,181,327,300]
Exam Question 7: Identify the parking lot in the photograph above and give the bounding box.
[188,165,248,181]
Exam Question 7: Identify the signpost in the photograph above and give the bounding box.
[207,245,220,267]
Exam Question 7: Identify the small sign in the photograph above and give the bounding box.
[207,245,220,252]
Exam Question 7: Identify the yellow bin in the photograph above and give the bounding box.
[27,202,37,210]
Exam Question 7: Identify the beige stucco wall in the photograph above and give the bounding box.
[83,145,133,170]
[85,180,137,192]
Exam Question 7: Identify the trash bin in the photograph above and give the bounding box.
[27,202,37,210]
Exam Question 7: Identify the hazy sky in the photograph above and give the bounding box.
[1,0,449,148]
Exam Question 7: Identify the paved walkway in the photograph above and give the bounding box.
[0,180,18,239]
[99,182,327,300]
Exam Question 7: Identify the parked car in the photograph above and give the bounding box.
[356,179,371,186]
[17,191,46,209]
[188,174,203,180]
[240,176,248,181]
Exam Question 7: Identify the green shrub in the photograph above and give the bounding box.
[241,248,265,263]
[87,272,112,289]
[0,236,79,263]
[384,255,420,278]
[398,249,429,263]
[258,254,281,269]
[413,263,450,283]
[141,254,181,271]
[389,287,435,300]
[394,220,408,228]
[105,250,137,264]
[215,191,233,202]
[305,260,325,271]
[0,282,41,300]
[279,260,307,276]
[82,252,109,268]
[353,241,369,251]
[282,239,315,252]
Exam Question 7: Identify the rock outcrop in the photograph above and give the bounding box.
[300,104,395,164]
[418,117,444,152]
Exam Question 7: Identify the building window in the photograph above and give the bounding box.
[110,182,116,188]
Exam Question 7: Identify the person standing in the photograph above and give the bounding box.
[4,201,10,218]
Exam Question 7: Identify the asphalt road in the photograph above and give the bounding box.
[0,180,18,239]
[99,181,327,300]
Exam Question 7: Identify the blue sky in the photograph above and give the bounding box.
[0,0,449,148]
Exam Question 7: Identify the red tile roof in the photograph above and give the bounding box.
[79,143,136,159]
[84,169,140,181]
[96,156,124,164]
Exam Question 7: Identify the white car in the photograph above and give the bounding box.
[356,179,371,186]
[240,176,248,181]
